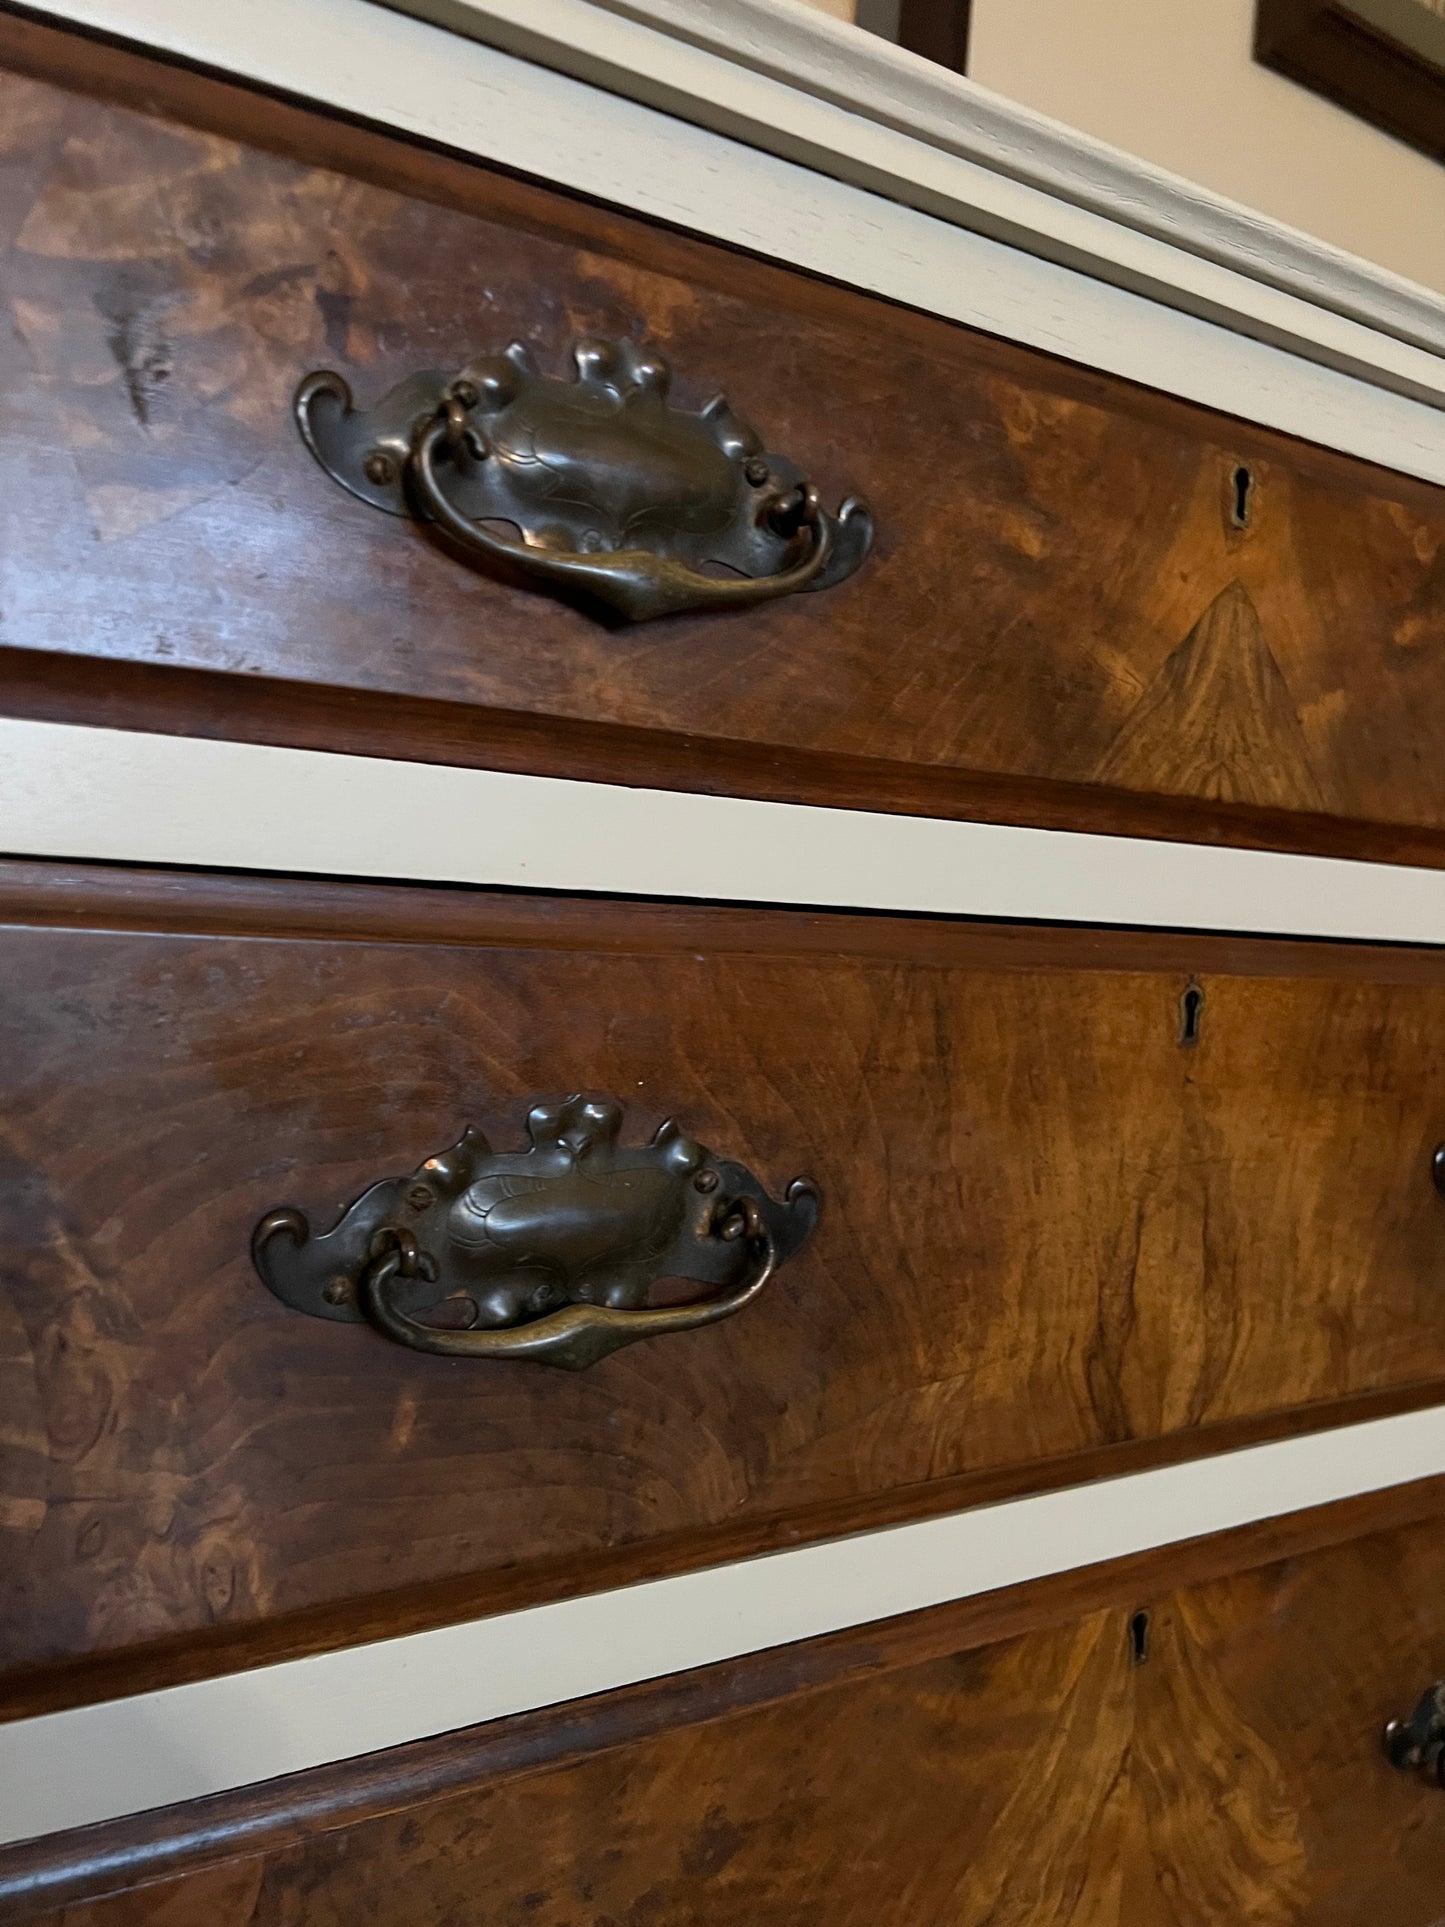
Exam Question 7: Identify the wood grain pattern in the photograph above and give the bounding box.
[4,860,1445,1708]
[2,12,1445,859]
[9,1495,1445,1925]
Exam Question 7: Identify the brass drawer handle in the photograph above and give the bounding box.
[252,1095,819,1371]
[294,337,872,622]
[1385,1681,1445,1784]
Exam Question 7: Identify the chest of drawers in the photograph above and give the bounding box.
[3,1,1445,1920]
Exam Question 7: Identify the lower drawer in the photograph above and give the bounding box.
[6,1485,1445,1923]
[5,862,1445,1708]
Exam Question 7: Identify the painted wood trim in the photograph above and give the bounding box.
[3,1405,1444,1847]
[12,0,1445,487]
[6,720,1445,945]
[10,651,1445,877]
[390,0,1445,367]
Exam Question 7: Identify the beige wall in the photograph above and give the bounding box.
[967,0,1445,295]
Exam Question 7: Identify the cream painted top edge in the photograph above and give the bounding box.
[375,0,1445,382]
[7,719,1445,947]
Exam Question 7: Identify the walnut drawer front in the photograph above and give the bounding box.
[6,1489,1445,1924]
[5,14,1445,864]
[4,859,1445,1709]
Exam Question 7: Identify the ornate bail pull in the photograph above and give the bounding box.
[253,1095,819,1371]
[294,336,872,621]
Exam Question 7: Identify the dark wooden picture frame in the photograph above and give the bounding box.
[1256,0,1445,164]
[856,0,973,74]
[897,0,973,72]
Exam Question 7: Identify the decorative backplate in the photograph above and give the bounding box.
[295,337,873,621]
[253,1095,819,1370]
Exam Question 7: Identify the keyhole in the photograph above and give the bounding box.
[1130,1609,1152,1667]
[1229,464,1255,528]
[1179,980,1205,1049]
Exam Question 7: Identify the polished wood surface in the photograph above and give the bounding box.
[3,12,1445,862]
[7,1486,1445,1924]
[4,859,1445,1710]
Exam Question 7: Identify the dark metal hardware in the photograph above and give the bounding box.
[1433,1142,1445,1197]
[294,337,872,622]
[1229,463,1255,530]
[253,1095,819,1371]
[1384,1681,1445,1784]
[1178,980,1205,1049]
[1128,1609,1151,1667]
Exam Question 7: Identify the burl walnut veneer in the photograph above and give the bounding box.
[1,12,1444,862]
[4,860,1445,1713]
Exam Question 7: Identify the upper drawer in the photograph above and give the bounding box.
[5,859,1445,1711]
[4,16,1445,862]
